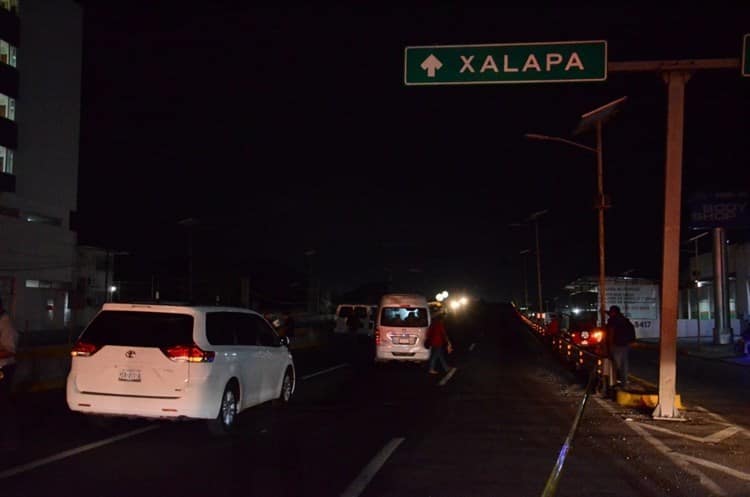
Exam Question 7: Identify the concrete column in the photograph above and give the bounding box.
[712,227,732,344]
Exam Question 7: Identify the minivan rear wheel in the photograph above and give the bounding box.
[208,383,238,435]
[273,369,294,407]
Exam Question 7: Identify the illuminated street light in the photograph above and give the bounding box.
[525,96,627,326]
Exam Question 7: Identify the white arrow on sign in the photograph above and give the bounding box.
[420,54,443,77]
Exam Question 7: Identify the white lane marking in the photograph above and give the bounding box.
[593,396,726,496]
[438,367,457,386]
[636,422,741,444]
[301,363,350,381]
[694,405,750,437]
[468,343,476,352]
[340,437,404,497]
[676,453,750,482]
[0,425,159,480]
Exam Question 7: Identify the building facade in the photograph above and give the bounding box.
[680,238,749,338]
[0,0,82,333]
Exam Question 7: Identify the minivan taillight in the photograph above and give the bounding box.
[374,326,381,346]
[162,344,215,363]
[71,341,101,357]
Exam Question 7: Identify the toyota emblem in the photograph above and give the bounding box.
[125,350,136,358]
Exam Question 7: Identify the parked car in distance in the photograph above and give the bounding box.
[334,303,375,337]
[66,302,295,435]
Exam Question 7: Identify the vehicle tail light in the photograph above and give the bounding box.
[374,326,381,346]
[162,344,215,363]
[71,341,101,357]
[571,329,605,347]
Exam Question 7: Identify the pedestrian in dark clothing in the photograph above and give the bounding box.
[0,297,19,452]
[605,305,636,387]
[426,312,455,375]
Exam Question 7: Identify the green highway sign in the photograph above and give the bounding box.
[743,34,749,77]
[404,40,607,86]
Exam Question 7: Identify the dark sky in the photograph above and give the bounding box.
[76,6,750,303]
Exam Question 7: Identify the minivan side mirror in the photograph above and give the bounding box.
[280,336,290,347]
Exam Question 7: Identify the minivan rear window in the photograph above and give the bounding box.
[79,311,194,347]
[337,306,353,318]
[380,307,428,327]
[354,306,368,318]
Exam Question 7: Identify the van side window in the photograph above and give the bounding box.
[235,313,259,346]
[206,312,235,346]
[252,315,277,347]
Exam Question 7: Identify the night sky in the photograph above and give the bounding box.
[75,6,750,303]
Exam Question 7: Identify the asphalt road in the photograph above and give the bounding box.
[1,304,749,496]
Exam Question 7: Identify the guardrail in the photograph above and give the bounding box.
[515,309,615,396]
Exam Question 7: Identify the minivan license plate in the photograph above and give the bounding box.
[398,337,410,345]
[118,369,141,382]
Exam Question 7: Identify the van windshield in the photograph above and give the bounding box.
[80,311,194,347]
[337,306,353,318]
[380,307,428,327]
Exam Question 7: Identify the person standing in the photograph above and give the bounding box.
[0,297,19,452]
[605,305,636,388]
[426,312,455,375]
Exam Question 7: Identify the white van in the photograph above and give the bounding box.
[334,304,374,337]
[374,294,431,363]
[66,303,296,435]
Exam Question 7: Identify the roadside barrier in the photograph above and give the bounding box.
[515,309,615,396]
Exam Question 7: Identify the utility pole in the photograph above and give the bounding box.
[609,57,740,420]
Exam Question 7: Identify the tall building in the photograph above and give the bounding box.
[0,0,82,333]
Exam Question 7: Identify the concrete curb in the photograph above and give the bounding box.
[616,389,684,409]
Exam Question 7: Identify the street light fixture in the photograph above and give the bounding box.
[525,96,627,326]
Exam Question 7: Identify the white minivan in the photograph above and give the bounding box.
[66,303,296,434]
[334,304,375,337]
[374,294,431,363]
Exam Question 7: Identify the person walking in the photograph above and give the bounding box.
[605,305,636,388]
[426,312,455,375]
[0,296,19,453]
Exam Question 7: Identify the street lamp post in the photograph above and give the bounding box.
[525,96,626,327]
[528,210,548,315]
[511,211,548,316]
[519,249,530,311]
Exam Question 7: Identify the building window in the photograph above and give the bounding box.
[0,145,13,174]
[0,40,17,68]
[0,0,18,15]
[0,93,16,120]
